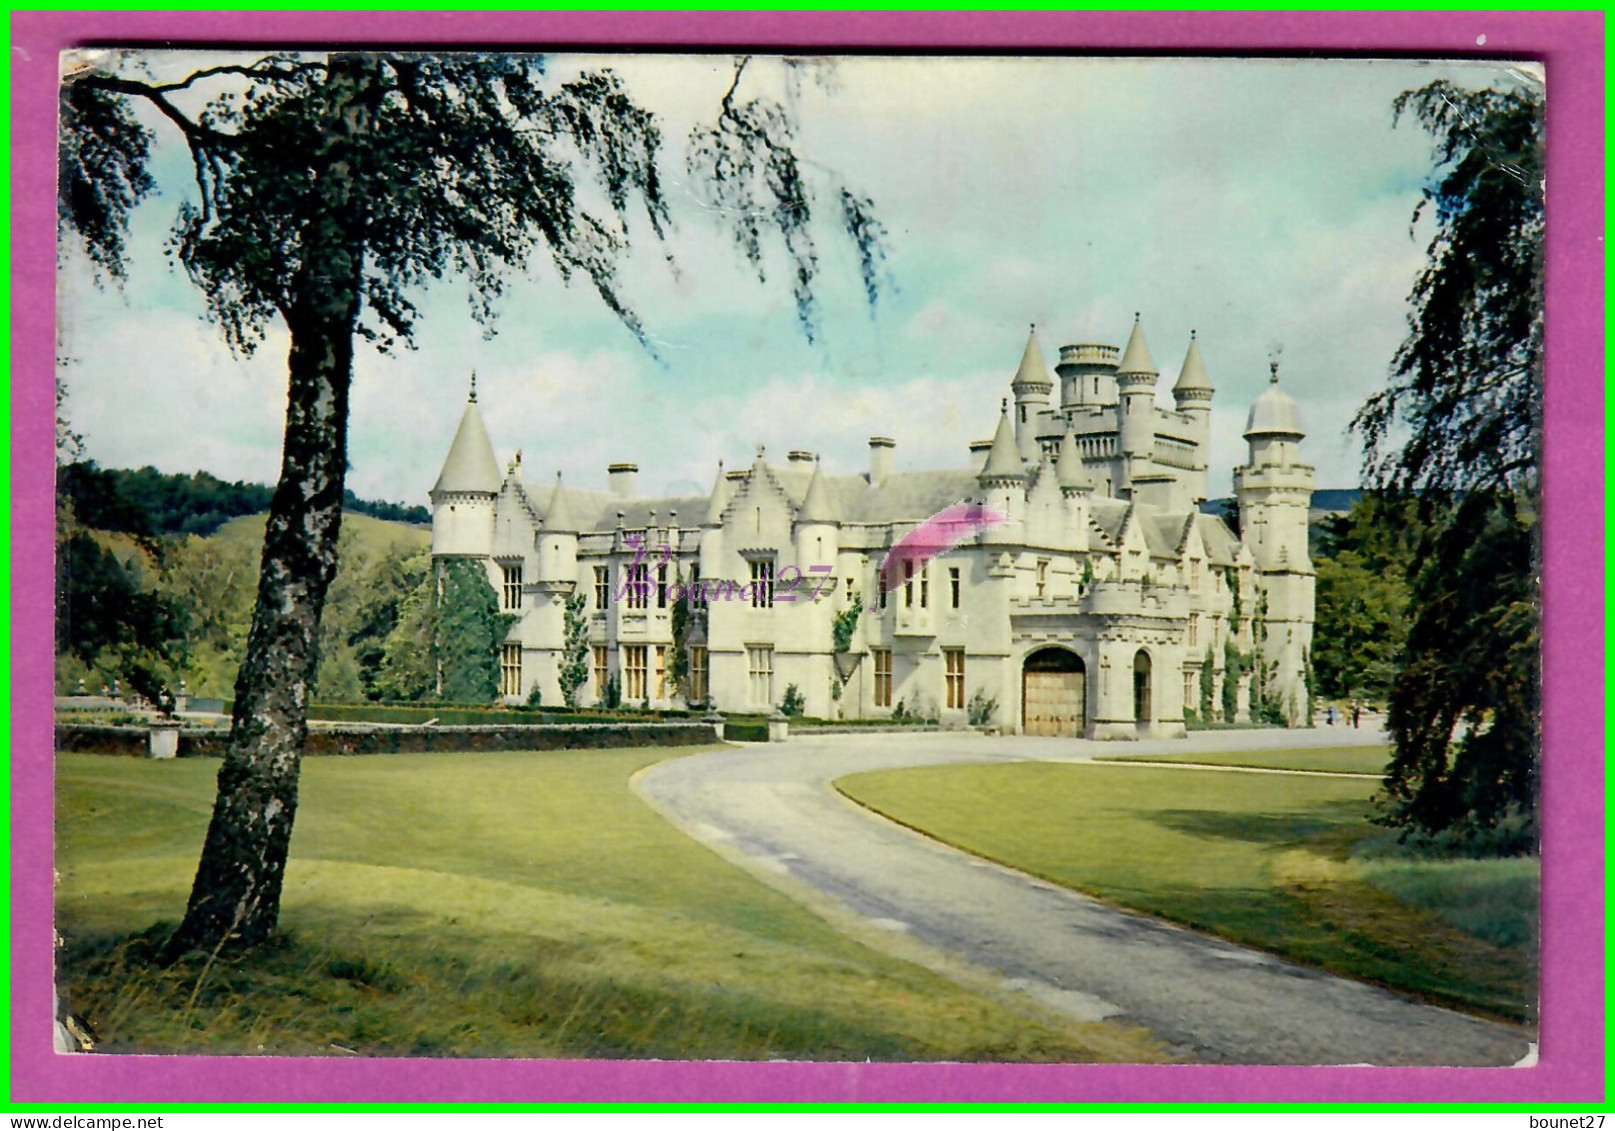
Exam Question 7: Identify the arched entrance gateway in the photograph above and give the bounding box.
[1022,647,1086,737]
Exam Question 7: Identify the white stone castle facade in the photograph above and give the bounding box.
[430,317,1315,738]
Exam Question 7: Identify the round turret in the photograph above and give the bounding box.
[1244,363,1305,439]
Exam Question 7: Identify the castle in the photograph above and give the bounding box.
[429,316,1315,738]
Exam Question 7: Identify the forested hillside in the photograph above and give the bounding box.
[53,463,493,702]
[58,461,428,538]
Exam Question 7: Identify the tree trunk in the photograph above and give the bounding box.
[165,57,380,958]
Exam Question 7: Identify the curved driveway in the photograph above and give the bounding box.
[634,727,1532,1066]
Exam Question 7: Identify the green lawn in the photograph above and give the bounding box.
[836,761,1536,1023]
[1096,744,1391,776]
[56,750,1162,1061]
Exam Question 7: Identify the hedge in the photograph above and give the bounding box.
[56,721,719,758]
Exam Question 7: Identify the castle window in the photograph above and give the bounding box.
[747,645,773,707]
[1188,614,1199,647]
[1036,558,1049,598]
[873,648,893,708]
[1185,671,1196,710]
[944,648,965,710]
[903,560,915,608]
[656,563,669,609]
[845,577,855,604]
[500,644,522,699]
[949,567,961,609]
[501,564,523,611]
[623,645,647,701]
[625,561,650,609]
[689,564,703,606]
[690,646,708,702]
[592,645,609,698]
[919,566,930,609]
[748,558,775,608]
[1192,558,1200,588]
[594,566,609,609]
[654,645,667,699]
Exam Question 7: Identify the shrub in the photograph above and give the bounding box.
[781,683,806,717]
[967,689,998,727]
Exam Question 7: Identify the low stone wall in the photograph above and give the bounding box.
[56,721,720,758]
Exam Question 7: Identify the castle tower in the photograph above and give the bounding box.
[1057,341,1121,411]
[1234,362,1316,723]
[1115,314,1160,493]
[430,375,501,559]
[794,455,840,569]
[535,472,579,582]
[1010,327,1054,464]
[978,398,1028,527]
[1172,331,1215,505]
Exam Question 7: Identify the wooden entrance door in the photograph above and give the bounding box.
[1022,648,1086,736]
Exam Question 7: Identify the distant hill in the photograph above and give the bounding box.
[1200,488,1364,518]
[212,511,431,557]
[58,462,429,538]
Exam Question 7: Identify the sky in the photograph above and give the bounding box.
[55,52,1539,506]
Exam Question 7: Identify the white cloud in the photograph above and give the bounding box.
[57,52,1500,506]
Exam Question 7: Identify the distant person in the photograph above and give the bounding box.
[1350,700,1361,728]
[1326,705,1336,726]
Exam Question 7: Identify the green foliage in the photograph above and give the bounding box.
[370,557,514,704]
[558,592,590,708]
[780,683,806,717]
[602,674,622,711]
[525,683,543,709]
[1350,80,1543,843]
[1378,493,1538,842]
[686,57,889,341]
[57,461,427,539]
[1302,649,1315,728]
[668,575,691,697]
[1312,494,1417,699]
[1199,647,1215,721]
[967,689,998,727]
[435,559,519,703]
[831,594,861,653]
[1220,640,1241,723]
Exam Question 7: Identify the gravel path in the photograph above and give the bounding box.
[634,727,1533,1066]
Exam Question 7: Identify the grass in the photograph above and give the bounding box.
[1096,744,1392,776]
[56,750,1163,1061]
[836,761,1536,1024]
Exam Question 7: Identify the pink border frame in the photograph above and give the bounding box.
[11,10,1603,1105]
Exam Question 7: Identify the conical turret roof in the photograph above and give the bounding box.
[1117,314,1158,375]
[703,460,731,525]
[979,400,1027,482]
[1173,332,1214,394]
[542,472,577,534]
[1056,424,1092,493]
[432,388,502,495]
[1011,327,1053,391]
[796,457,840,524]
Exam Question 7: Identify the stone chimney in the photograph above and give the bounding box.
[608,462,638,498]
[868,436,895,486]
